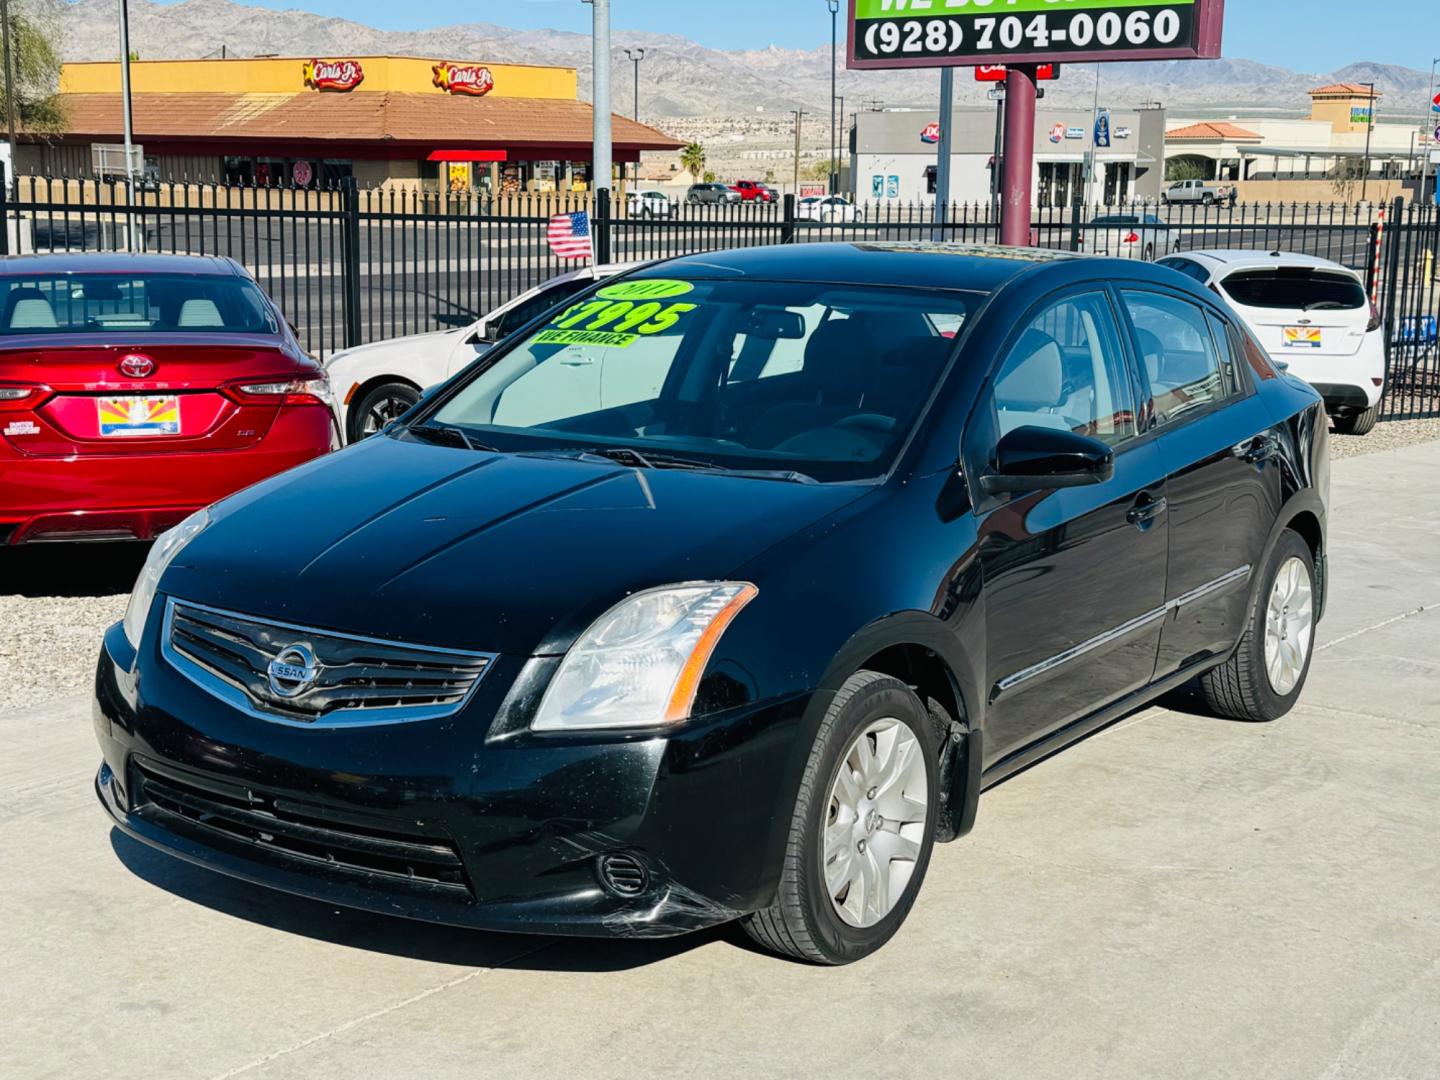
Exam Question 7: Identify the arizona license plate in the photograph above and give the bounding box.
[98,395,181,437]
[1282,327,1322,349]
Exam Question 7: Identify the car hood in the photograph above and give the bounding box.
[162,434,870,656]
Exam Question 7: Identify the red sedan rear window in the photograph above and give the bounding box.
[0,273,279,335]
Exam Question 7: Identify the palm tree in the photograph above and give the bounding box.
[680,142,706,183]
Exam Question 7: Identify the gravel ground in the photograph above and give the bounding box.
[1329,416,1440,459]
[3,416,1439,716]
[0,546,141,714]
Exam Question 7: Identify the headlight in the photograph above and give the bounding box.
[122,509,211,650]
[530,582,758,732]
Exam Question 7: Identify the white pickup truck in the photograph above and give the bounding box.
[1162,179,1225,205]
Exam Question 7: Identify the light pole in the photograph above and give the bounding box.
[624,47,646,192]
[583,0,612,214]
[1359,81,1375,205]
[1,0,18,185]
[826,0,839,195]
[835,94,845,194]
[1422,58,1439,204]
[792,109,806,195]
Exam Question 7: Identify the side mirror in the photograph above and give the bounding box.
[980,425,1115,495]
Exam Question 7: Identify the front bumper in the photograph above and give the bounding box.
[93,622,814,938]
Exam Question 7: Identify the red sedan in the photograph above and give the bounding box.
[0,253,335,545]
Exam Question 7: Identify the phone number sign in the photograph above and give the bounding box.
[848,0,1225,69]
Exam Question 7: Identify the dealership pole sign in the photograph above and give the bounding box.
[848,0,1225,69]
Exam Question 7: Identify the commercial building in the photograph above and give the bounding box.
[19,56,682,191]
[850,104,1167,207]
[1165,84,1435,202]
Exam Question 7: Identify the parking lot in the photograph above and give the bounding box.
[3,434,1439,1080]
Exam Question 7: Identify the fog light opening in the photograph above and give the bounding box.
[596,853,649,898]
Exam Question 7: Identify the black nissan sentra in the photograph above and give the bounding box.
[94,243,1329,964]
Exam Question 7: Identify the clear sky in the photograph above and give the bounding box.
[240,0,1439,73]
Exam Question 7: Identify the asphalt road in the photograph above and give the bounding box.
[17,204,1387,360]
[3,440,1438,1080]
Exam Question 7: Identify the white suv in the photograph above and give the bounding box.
[326,262,647,444]
[1158,250,1385,435]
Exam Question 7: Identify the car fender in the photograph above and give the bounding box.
[327,331,461,433]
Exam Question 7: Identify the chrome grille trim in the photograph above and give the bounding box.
[162,598,495,728]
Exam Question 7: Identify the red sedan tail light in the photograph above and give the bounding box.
[0,384,48,411]
[224,376,332,408]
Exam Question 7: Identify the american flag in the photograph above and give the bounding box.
[547,211,594,261]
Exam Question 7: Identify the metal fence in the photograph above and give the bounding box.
[2,172,1436,420]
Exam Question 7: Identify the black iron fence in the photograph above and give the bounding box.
[2,171,1436,420]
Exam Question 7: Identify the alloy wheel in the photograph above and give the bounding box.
[361,392,418,436]
[821,718,930,929]
[1263,556,1314,696]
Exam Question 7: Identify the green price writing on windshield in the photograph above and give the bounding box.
[551,299,698,335]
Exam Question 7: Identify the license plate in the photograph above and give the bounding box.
[1282,327,1322,349]
[98,395,181,437]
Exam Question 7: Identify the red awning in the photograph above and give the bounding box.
[427,149,508,163]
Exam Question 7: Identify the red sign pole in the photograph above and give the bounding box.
[1001,65,1037,247]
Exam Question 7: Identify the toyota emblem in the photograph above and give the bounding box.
[118,354,155,378]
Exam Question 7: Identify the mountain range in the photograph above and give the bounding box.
[54,0,1440,122]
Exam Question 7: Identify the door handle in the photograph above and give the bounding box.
[1127,494,1168,530]
[1233,435,1278,465]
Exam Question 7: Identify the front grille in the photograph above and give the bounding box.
[132,756,471,897]
[163,599,494,726]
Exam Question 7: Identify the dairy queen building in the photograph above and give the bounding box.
[851,103,1168,207]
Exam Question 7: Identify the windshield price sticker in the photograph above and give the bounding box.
[539,294,700,349]
[595,279,695,301]
[851,0,1202,66]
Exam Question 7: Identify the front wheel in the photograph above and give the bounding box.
[1333,404,1379,436]
[348,380,422,443]
[1198,531,1316,722]
[741,671,939,965]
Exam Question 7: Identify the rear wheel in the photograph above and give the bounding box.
[741,671,939,965]
[1143,243,1155,262]
[1198,531,1316,722]
[349,380,421,443]
[1333,404,1379,436]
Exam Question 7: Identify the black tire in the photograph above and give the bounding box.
[1198,531,1316,722]
[741,671,940,965]
[348,380,422,444]
[1333,404,1379,436]
[1202,193,1215,206]
[1143,243,1155,262]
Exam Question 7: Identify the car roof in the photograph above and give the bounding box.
[1175,250,1353,275]
[640,242,1079,293]
[0,252,244,276]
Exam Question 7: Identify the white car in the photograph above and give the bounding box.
[327,261,647,443]
[797,195,861,224]
[627,190,673,218]
[1157,250,1386,434]
[1080,213,1175,261]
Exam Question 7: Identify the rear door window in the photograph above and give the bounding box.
[1219,268,1365,310]
[1122,291,1232,427]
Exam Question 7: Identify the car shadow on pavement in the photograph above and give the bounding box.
[0,542,148,597]
[109,830,726,972]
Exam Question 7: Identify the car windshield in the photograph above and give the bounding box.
[1221,268,1365,310]
[428,278,977,482]
[0,272,278,336]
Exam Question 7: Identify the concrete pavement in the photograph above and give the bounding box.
[4,440,1439,1080]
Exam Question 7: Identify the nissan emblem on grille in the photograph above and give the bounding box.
[118,354,156,378]
[267,644,320,698]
